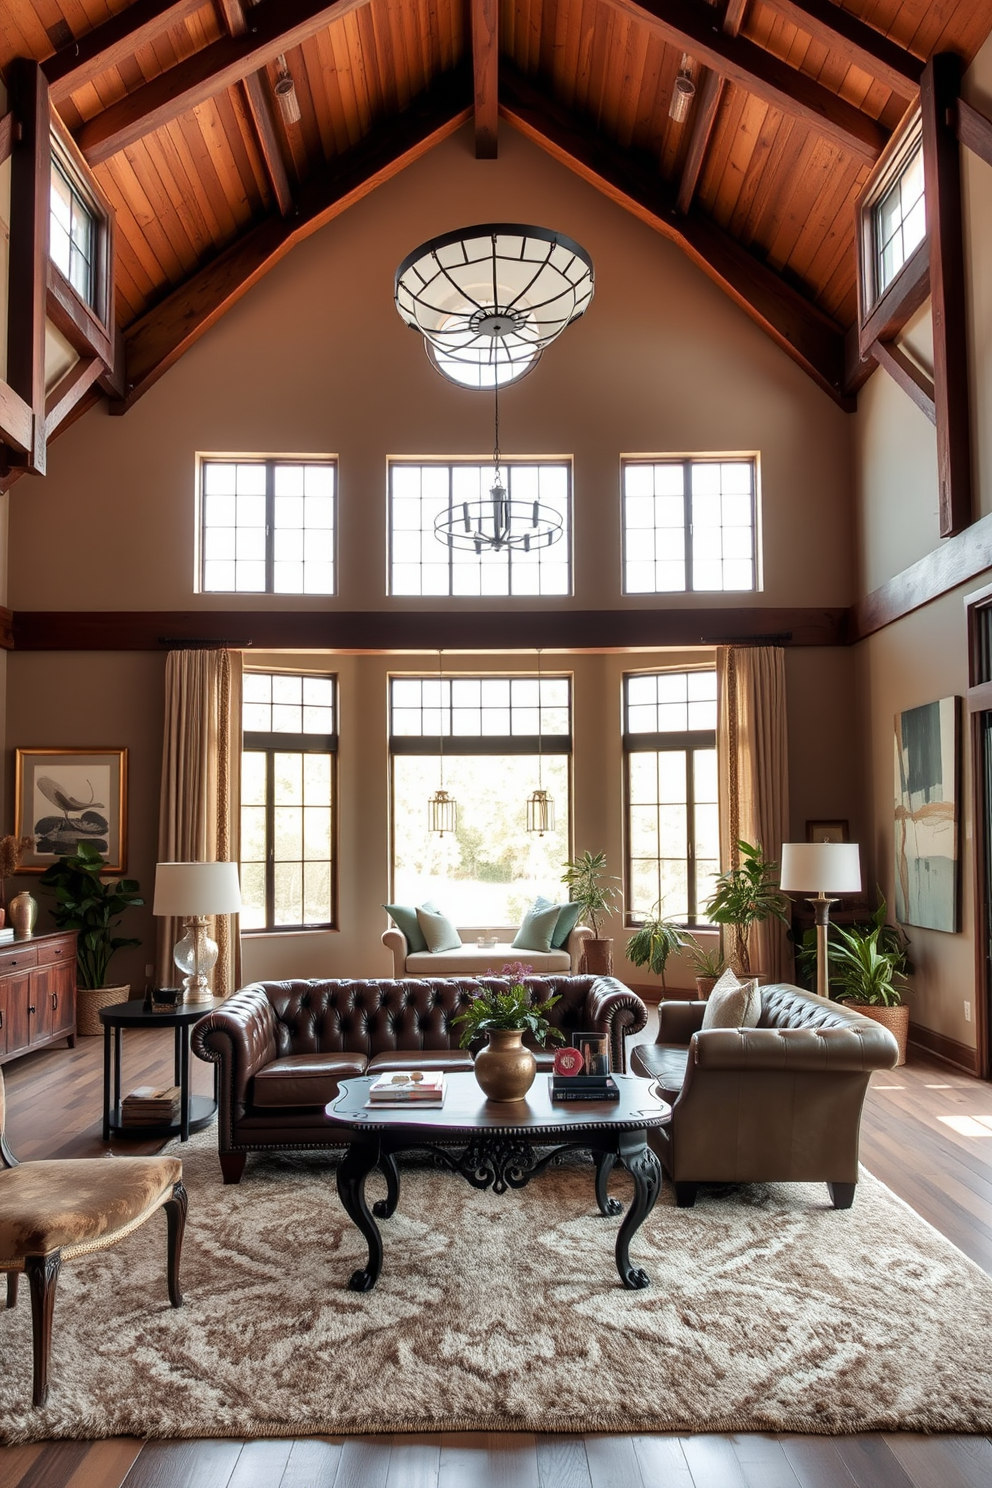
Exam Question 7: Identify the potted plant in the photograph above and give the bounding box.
[689,944,726,1000]
[625,907,697,994]
[561,850,621,975]
[704,839,789,977]
[452,962,565,1101]
[827,902,910,1065]
[0,833,32,929]
[38,840,144,1035]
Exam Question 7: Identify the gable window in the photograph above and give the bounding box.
[240,672,337,931]
[199,458,336,594]
[389,461,571,596]
[858,112,925,319]
[624,669,718,925]
[622,458,757,593]
[50,156,96,308]
[390,673,571,921]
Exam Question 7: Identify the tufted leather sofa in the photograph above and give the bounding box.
[630,982,900,1211]
[192,974,648,1183]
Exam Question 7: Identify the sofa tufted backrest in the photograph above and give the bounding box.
[758,982,881,1033]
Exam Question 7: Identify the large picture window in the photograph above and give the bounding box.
[389,462,571,596]
[624,669,718,925]
[622,458,757,593]
[200,458,336,594]
[240,672,336,930]
[390,674,571,922]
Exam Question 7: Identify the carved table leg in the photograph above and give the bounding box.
[373,1149,401,1219]
[614,1130,662,1290]
[165,1181,188,1307]
[337,1135,384,1292]
[593,1150,623,1216]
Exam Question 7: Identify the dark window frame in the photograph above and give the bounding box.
[48,116,116,366]
[621,456,758,595]
[199,456,338,596]
[857,108,924,326]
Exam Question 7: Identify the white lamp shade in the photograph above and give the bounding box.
[153,861,242,916]
[779,842,862,895]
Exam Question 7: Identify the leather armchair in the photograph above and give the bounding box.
[630,982,899,1210]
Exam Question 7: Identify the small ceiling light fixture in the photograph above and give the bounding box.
[428,651,457,837]
[669,56,696,124]
[273,54,301,125]
[527,649,555,837]
[395,223,594,389]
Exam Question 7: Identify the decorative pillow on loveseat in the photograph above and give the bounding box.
[383,900,438,954]
[534,896,583,949]
[701,967,761,1030]
[512,903,562,953]
[416,906,463,954]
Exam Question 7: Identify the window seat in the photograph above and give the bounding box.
[381,924,592,977]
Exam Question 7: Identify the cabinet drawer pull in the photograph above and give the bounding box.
[0,1009,3,1029]
[52,992,58,1011]
[28,1005,36,1014]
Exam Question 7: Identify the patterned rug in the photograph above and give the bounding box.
[3,1130,992,1442]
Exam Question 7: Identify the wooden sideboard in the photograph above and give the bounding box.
[0,931,76,1064]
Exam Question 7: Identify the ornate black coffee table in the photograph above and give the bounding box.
[327,1072,670,1293]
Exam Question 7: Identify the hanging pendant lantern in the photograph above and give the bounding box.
[428,650,457,836]
[526,649,555,836]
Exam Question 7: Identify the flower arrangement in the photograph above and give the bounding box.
[452,962,566,1049]
[0,834,32,910]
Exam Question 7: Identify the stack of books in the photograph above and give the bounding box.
[550,1074,620,1103]
[0,927,15,944]
[121,1086,182,1126]
[366,1072,446,1108]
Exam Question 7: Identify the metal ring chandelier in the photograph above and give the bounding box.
[394,223,594,388]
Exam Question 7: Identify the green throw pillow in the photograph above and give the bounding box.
[512,903,562,954]
[535,896,583,949]
[383,901,437,954]
[416,906,462,954]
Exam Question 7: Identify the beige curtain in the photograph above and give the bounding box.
[156,649,243,996]
[716,645,791,983]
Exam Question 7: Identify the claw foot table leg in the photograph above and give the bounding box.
[615,1130,662,1289]
[337,1136,384,1291]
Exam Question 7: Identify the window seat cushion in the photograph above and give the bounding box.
[404,942,571,975]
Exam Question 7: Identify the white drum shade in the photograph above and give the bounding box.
[779,842,862,895]
[153,861,242,916]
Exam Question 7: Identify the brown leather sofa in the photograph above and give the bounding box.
[192,974,648,1183]
[630,982,900,1210]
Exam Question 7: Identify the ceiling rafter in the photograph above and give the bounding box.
[498,65,849,406]
[606,0,888,161]
[760,0,923,100]
[74,0,371,165]
[676,0,747,215]
[471,0,499,159]
[215,0,295,216]
[43,0,209,105]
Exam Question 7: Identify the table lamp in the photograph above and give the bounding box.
[153,861,241,1003]
[779,842,862,1001]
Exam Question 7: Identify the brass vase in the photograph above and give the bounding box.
[474,1028,537,1102]
[8,892,37,938]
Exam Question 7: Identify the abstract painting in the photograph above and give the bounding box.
[894,699,958,932]
[14,749,128,873]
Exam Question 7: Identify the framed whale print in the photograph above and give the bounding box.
[14,748,128,873]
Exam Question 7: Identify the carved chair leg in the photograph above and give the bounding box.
[219,1151,247,1185]
[673,1181,698,1208]
[828,1181,856,1210]
[164,1181,188,1307]
[25,1250,62,1408]
[6,1271,18,1308]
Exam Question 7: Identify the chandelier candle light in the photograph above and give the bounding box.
[779,842,862,1001]
[428,651,457,837]
[153,861,242,1003]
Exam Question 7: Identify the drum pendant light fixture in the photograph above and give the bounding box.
[527,650,555,836]
[428,650,457,837]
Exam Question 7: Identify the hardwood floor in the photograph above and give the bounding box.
[3,1029,992,1487]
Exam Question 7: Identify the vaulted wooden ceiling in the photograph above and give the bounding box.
[3,0,992,414]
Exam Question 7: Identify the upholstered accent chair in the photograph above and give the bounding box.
[0,1067,188,1407]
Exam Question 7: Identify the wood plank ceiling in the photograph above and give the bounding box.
[3,0,992,410]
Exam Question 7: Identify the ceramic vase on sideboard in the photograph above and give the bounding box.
[8,892,37,938]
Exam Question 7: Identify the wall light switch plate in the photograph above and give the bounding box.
[964,1000,972,1022]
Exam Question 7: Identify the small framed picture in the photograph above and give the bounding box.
[573,1032,610,1076]
[14,748,128,873]
[806,819,849,845]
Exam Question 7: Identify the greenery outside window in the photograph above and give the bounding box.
[240,672,337,931]
[622,457,757,593]
[199,458,336,594]
[624,669,718,925]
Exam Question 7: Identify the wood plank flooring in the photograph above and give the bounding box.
[3,1029,992,1487]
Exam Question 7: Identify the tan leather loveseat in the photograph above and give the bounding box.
[192,974,648,1183]
[630,982,900,1210]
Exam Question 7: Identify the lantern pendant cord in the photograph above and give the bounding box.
[493,380,501,482]
[537,648,543,790]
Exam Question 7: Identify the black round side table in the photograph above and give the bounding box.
[99,998,223,1142]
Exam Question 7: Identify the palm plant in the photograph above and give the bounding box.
[560,851,621,938]
[625,908,697,989]
[704,839,789,976]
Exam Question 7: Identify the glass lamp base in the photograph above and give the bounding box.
[173,920,218,1003]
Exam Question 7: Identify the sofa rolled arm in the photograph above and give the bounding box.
[382,928,409,977]
[192,986,279,1136]
[657,1000,707,1047]
[585,976,648,1073]
[689,1022,900,1073]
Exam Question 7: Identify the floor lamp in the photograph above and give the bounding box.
[153,861,242,1004]
[779,842,862,1000]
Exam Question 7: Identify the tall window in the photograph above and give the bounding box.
[390,674,571,922]
[389,461,571,596]
[624,669,718,925]
[240,672,336,930]
[622,458,757,593]
[50,156,96,307]
[875,145,925,297]
[200,458,336,594]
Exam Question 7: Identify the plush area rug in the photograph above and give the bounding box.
[3,1131,992,1443]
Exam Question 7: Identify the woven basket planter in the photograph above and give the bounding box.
[77,984,131,1037]
[580,938,613,976]
[849,1002,910,1066]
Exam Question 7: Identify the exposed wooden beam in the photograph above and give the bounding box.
[676,0,746,216]
[215,0,248,35]
[44,358,104,438]
[921,54,971,538]
[242,72,294,216]
[872,339,935,424]
[0,111,19,167]
[75,0,370,165]
[47,265,115,368]
[117,69,472,410]
[6,61,49,476]
[500,67,849,406]
[954,97,992,170]
[0,383,33,458]
[760,0,922,100]
[850,508,992,643]
[607,0,887,162]
[43,0,208,105]
[471,0,499,159]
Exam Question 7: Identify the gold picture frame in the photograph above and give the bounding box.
[14,748,128,873]
[806,819,849,845]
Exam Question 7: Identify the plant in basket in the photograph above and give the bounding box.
[453,961,565,1103]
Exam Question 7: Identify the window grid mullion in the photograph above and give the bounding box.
[264,749,275,931]
[265,460,275,594]
[686,748,697,922]
[684,457,694,593]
